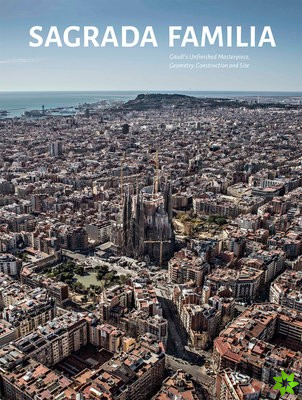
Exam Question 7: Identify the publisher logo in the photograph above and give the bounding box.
[273,371,299,396]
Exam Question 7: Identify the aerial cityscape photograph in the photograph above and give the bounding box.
[0,1,302,399]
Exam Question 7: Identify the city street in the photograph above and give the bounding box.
[156,284,215,398]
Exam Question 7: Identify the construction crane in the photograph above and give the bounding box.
[144,239,171,267]
[120,152,126,203]
[153,149,159,196]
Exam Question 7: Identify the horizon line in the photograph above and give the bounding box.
[1,89,302,94]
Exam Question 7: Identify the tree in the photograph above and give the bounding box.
[75,265,85,276]
[59,271,74,283]
[119,274,128,284]
[216,216,227,226]
[96,265,109,281]
[208,215,227,225]
[17,252,29,262]
[72,281,85,293]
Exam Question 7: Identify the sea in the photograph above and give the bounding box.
[0,90,301,118]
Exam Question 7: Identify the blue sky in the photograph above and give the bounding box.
[0,0,301,91]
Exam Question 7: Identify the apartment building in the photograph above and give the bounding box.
[14,312,88,367]
[270,270,302,312]
[0,253,22,276]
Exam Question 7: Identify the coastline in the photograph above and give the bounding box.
[0,90,301,119]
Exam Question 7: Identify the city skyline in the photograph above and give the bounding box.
[1,92,301,399]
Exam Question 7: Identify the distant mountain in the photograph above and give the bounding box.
[113,93,301,112]
[118,93,234,111]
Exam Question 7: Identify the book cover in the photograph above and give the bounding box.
[0,1,301,399]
